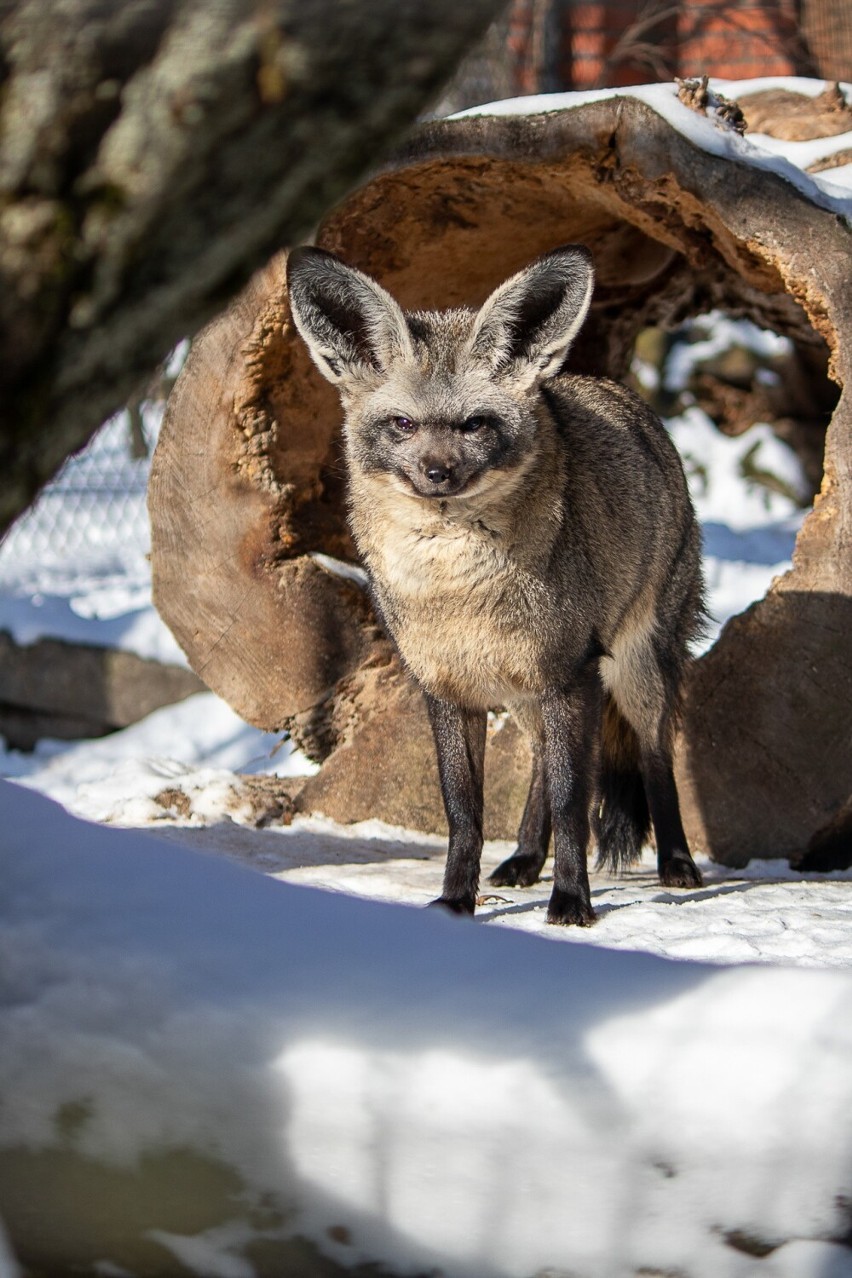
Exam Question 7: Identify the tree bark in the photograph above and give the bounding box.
[150,90,852,866]
[0,0,503,536]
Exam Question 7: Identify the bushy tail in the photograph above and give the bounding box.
[595,697,651,874]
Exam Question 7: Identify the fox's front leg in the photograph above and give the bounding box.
[425,694,487,915]
[541,672,602,926]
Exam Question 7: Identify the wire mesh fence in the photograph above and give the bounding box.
[0,346,185,588]
[0,412,158,578]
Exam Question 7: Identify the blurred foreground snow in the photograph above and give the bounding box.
[0,780,851,1278]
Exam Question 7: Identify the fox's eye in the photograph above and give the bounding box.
[392,416,417,433]
[459,415,489,433]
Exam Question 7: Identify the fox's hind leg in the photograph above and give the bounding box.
[641,742,702,888]
[603,627,702,890]
[488,743,551,888]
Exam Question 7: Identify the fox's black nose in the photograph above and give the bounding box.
[424,462,451,485]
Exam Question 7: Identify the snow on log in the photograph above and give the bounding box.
[150,79,852,866]
[1,779,852,1278]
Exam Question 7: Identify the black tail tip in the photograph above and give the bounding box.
[595,765,651,875]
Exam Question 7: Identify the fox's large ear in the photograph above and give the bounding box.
[286,248,413,385]
[467,245,594,384]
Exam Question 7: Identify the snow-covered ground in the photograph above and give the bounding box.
[2,79,852,1278]
[0,275,844,976]
[0,306,824,973]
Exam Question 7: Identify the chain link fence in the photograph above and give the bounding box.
[0,413,157,577]
[0,349,185,587]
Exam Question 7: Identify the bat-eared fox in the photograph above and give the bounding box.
[287,244,705,926]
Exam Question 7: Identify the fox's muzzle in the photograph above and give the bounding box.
[411,457,471,497]
[399,455,483,497]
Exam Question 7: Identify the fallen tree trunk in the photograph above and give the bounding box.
[150,84,852,866]
[0,632,204,750]
[0,0,502,535]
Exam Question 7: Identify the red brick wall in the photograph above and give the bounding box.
[505,0,810,94]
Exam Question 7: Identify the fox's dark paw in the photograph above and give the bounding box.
[428,895,476,916]
[792,841,851,873]
[546,886,596,927]
[488,852,545,888]
[659,856,703,889]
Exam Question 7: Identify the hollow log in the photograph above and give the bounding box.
[150,86,852,866]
